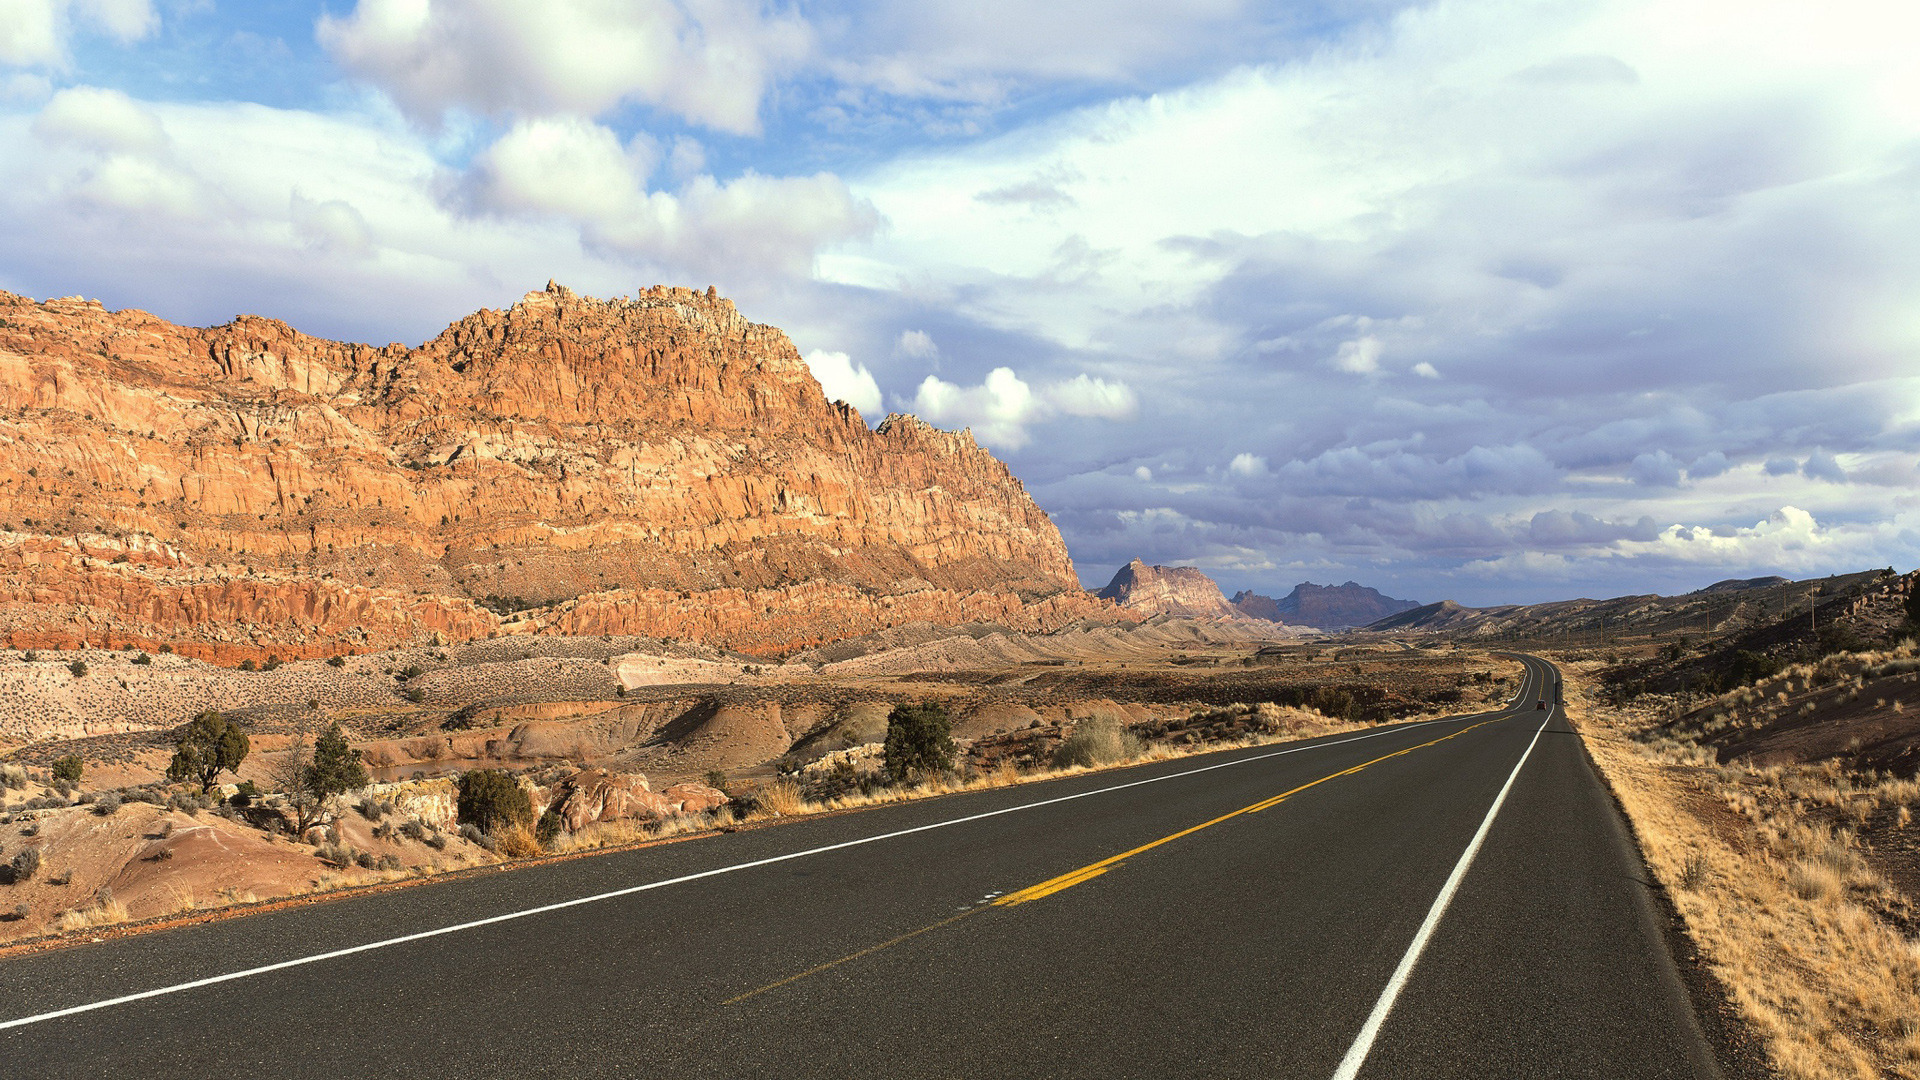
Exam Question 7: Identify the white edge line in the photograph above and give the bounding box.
[1330,697,1553,1080]
[1,693,1535,1033]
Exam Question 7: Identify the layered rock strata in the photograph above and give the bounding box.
[1097,559,1241,619]
[0,284,1103,660]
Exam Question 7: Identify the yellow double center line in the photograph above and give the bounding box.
[726,713,1508,1004]
[991,715,1503,907]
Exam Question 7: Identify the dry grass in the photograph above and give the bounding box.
[1560,658,1920,1079]
[52,891,129,933]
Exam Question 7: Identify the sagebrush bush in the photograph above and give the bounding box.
[1,846,41,884]
[1052,718,1143,769]
[883,700,956,783]
[50,755,83,784]
[456,770,533,833]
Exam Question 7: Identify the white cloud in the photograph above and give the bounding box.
[1411,361,1439,379]
[290,191,374,258]
[458,116,877,280]
[31,84,164,153]
[909,365,1136,449]
[1044,372,1136,418]
[895,328,938,361]
[1134,465,1152,481]
[1333,335,1383,374]
[1228,452,1269,478]
[804,349,883,417]
[316,0,811,134]
[0,0,155,68]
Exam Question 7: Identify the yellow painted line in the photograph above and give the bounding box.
[724,711,1515,1003]
[992,716,1504,908]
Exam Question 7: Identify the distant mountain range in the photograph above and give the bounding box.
[1230,582,1421,629]
[1097,561,1418,630]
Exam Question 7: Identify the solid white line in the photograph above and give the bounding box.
[0,707,1510,1032]
[1329,706,1553,1080]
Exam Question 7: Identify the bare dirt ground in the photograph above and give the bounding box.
[0,621,1521,948]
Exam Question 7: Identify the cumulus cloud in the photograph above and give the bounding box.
[1333,334,1382,374]
[910,366,1137,449]
[895,328,938,361]
[804,349,883,417]
[1628,450,1683,488]
[0,0,156,68]
[31,84,164,152]
[290,192,374,258]
[1801,449,1848,484]
[317,0,811,134]
[1228,452,1269,478]
[458,116,877,279]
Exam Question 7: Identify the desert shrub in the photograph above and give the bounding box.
[376,853,402,871]
[314,843,354,867]
[704,768,730,792]
[456,770,532,833]
[131,652,152,665]
[67,660,87,678]
[457,822,497,851]
[425,829,448,851]
[401,687,425,703]
[535,809,565,846]
[168,789,208,815]
[50,755,82,784]
[166,711,250,792]
[882,700,956,784]
[5,903,27,921]
[398,665,424,681]
[353,850,377,870]
[92,793,122,816]
[756,778,805,816]
[238,659,256,672]
[0,764,24,790]
[1052,718,1143,769]
[494,823,541,858]
[0,847,40,884]
[803,760,880,802]
[228,779,260,807]
[355,797,389,821]
[326,655,346,668]
[399,819,427,842]
[262,655,282,671]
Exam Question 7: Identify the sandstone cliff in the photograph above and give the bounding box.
[0,283,1108,660]
[1096,559,1240,619]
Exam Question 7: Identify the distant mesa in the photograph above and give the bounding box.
[1097,559,1241,619]
[0,283,1115,661]
[1230,581,1419,630]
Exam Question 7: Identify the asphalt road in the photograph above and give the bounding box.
[0,654,1721,1078]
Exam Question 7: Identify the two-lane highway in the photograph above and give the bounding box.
[0,656,1720,1077]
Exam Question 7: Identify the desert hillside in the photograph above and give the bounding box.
[0,284,1107,661]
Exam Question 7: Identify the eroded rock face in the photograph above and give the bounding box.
[1096,559,1240,619]
[0,284,1105,660]
[1230,581,1420,629]
[546,768,727,831]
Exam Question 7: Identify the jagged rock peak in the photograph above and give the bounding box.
[1098,559,1240,619]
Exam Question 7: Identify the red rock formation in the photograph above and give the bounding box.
[1097,559,1241,619]
[0,284,1108,660]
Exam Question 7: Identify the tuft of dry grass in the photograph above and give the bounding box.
[1560,657,1920,1080]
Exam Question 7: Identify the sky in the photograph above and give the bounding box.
[2,0,1918,607]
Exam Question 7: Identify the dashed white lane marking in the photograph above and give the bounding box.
[1329,701,1554,1080]
[0,706,1518,1033]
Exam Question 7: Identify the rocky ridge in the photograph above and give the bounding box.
[1097,559,1241,619]
[1231,581,1419,629]
[0,283,1110,661]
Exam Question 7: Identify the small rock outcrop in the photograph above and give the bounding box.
[0,285,1110,660]
[1097,559,1240,619]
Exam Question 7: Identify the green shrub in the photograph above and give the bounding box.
[165,711,250,793]
[326,655,347,668]
[238,659,257,672]
[131,652,152,666]
[456,770,533,833]
[307,723,370,800]
[229,779,261,807]
[50,755,83,785]
[0,847,40,884]
[882,700,956,784]
[67,660,87,678]
[1052,718,1143,769]
[535,809,565,846]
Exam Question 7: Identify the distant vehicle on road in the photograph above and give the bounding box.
[1536,700,1546,710]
